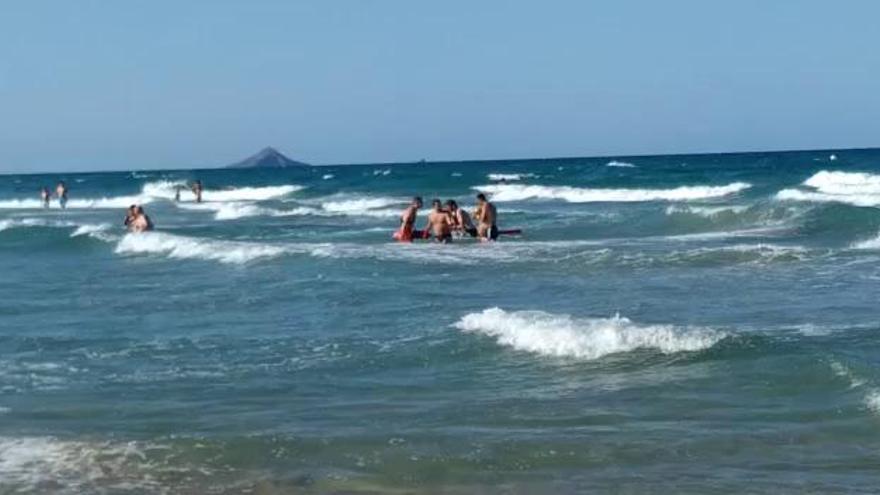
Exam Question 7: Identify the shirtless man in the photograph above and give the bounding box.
[424,199,453,243]
[475,193,498,241]
[191,180,203,203]
[445,200,477,237]
[129,205,154,232]
[40,187,51,208]
[55,181,68,209]
[395,196,422,242]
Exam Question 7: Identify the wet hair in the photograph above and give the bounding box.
[476,193,487,201]
[413,196,422,204]
[431,199,441,208]
[135,206,144,214]
[445,199,458,209]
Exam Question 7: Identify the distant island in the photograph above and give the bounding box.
[226,147,309,168]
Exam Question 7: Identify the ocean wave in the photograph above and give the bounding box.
[0,218,117,241]
[0,195,146,210]
[851,232,880,250]
[454,307,725,359]
[606,160,636,168]
[142,180,302,202]
[777,170,880,207]
[115,232,288,264]
[0,181,302,211]
[474,182,751,203]
[487,173,537,181]
[665,205,751,218]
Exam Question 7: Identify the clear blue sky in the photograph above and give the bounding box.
[1,0,878,172]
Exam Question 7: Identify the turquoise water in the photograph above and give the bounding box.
[2,149,880,493]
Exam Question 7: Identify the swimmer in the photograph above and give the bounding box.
[445,199,477,237]
[475,193,498,241]
[55,181,68,209]
[424,199,453,243]
[395,196,422,242]
[40,187,51,208]
[174,185,182,202]
[191,180,203,203]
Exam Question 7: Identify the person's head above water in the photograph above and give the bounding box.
[445,200,458,211]
[431,199,442,210]
[134,205,144,215]
[412,196,423,208]
[476,193,487,203]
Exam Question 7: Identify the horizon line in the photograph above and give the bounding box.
[1,144,877,177]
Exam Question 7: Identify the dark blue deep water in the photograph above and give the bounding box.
[2,149,880,493]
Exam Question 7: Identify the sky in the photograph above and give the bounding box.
[1,0,879,173]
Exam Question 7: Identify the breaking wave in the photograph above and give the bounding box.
[474,182,751,203]
[115,232,287,264]
[777,170,880,207]
[606,160,636,168]
[454,308,725,360]
[487,173,537,181]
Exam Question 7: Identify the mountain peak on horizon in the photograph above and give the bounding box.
[226,147,309,168]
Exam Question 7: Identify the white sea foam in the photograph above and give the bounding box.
[115,232,287,264]
[322,174,334,180]
[866,390,880,415]
[665,204,751,217]
[852,233,880,250]
[606,160,636,168]
[777,170,880,207]
[454,307,725,359]
[0,436,185,492]
[487,173,537,181]
[474,182,751,203]
[70,223,116,241]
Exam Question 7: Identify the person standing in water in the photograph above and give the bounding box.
[40,187,51,208]
[191,180,203,203]
[129,205,154,232]
[395,196,422,242]
[445,200,477,237]
[475,193,498,241]
[55,181,68,209]
[424,199,453,243]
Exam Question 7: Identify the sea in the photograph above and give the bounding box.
[1,149,880,494]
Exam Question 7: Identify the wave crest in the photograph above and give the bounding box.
[473,182,751,203]
[454,307,725,359]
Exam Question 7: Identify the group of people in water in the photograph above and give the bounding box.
[37,179,501,242]
[397,193,498,243]
[39,182,68,208]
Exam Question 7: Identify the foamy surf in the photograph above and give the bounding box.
[606,160,636,168]
[487,173,537,181]
[777,170,880,207]
[115,232,287,264]
[474,182,751,203]
[454,308,725,359]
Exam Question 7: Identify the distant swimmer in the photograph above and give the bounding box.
[424,199,453,243]
[475,193,498,241]
[394,196,422,242]
[55,181,68,209]
[174,185,182,202]
[191,180,203,203]
[123,204,137,228]
[129,205,154,232]
[445,199,477,237]
[40,187,51,208]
